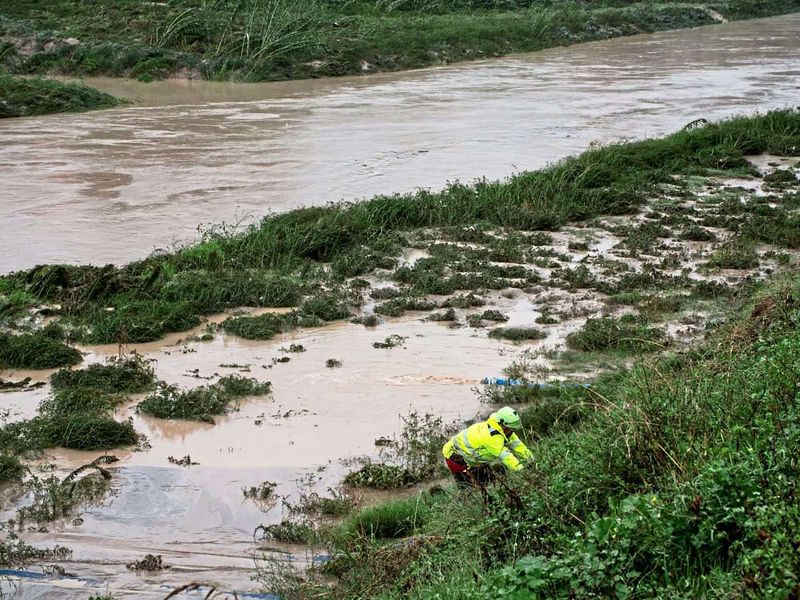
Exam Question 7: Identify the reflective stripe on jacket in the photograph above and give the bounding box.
[442,417,532,472]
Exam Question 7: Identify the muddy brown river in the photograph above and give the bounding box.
[1,14,799,273]
[1,13,800,599]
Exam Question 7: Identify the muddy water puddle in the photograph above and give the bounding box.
[0,312,525,597]
[2,14,800,271]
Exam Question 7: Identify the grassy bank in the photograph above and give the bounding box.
[281,271,800,599]
[0,109,797,349]
[0,71,120,117]
[0,1,798,82]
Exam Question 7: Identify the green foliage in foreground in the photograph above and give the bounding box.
[309,274,800,599]
[137,374,271,422]
[3,110,800,345]
[0,333,82,369]
[0,71,119,118]
[0,0,797,82]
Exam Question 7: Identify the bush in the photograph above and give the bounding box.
[222,310,302,340]
[50,356,155,394]
[137,375,271,422]
[0,454,24,482]
[343,463,416,489]
[488,327,546,341]
[0,333,82,369]
[38,415,138,450]
[566,316,668,353]
[707,237,759,269]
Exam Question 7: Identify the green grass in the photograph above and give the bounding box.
[488,326,546,341]
[0,333,82,369]
[0,71,119,118]
[1,1,797,82]
[137,374,271,422]
[0,357,159,455]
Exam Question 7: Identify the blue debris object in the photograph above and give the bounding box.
[481,377,590,389]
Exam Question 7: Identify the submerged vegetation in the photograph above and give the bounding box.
[137,374,271,422]
[0,70,120,118]
[0,1,797,84]
[0,332,82,369]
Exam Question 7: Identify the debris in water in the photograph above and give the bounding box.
[326,358,343,368]
[373,334,407,349]
[168,455,198,467]
[126,553,166,571]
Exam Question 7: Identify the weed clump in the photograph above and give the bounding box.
[343,463,416,490]
[0,333,82,369]
[566,315,668,353]
[50,355,155,394]
[488,327,546,342]
[137,375,270,422]
[0,73,120,118]
[373,335,406,349]
[707,237,759,269]
[0,454,24,482]
[221,311,300,340]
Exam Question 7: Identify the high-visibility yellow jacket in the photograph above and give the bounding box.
[442,417,533,471]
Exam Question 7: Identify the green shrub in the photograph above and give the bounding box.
[343,463,416,489]
[707,237,759,269]
[0,454,24,482]
[50,356,155,394]
[488,327,546,341]
[37,415,138,450]
[137,375,271,422]
[566,316,668,353]
[221,310,309,339]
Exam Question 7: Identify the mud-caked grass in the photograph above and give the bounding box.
[137,375,271,422]
[0,333,82,369]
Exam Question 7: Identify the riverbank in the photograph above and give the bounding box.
[0,71,119,117]
[1,1,798,84]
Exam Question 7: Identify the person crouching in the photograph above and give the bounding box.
[442,406,533,488]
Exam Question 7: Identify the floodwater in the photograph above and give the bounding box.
[0,297,547,598]
[1,14,800,272]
